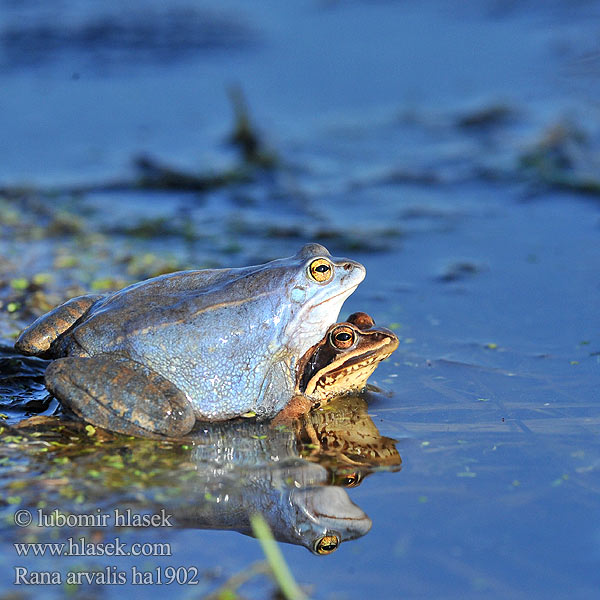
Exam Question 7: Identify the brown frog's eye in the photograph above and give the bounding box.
[336,472,362,488]
[330,325,356,349]
[313,534,340,555]
[308,258,333,283]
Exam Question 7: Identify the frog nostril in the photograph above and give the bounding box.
[343,263,353,271]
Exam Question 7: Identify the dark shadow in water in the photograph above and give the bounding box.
[0,344,57,420]
[0,6,257,71]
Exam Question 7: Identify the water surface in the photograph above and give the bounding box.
[1,1,599,598]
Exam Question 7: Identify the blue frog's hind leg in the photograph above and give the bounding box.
[45,354,195,438]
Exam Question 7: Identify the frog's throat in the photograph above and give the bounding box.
[289,283,360,346]
[309,284,360,311]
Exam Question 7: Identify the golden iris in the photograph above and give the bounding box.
[341,472,361,487]
[330,325,355,349]
[308,258,333,283]
[313,534,340,555]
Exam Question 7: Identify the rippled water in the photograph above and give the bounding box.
[1,1,600,598]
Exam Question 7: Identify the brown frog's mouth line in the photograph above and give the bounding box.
[327,349,394,377]
[300,336,398,394]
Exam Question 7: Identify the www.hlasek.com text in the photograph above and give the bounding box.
[14,536,171,558]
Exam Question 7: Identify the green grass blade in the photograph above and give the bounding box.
[250,512,308,600]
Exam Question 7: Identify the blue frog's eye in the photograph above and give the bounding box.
[313,533,340,555]
[308,258,333,283]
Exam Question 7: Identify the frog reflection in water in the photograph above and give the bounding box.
[13,395,401,555]
[152,395,402,555]
[15,244,366,437]
[171,317,399,553]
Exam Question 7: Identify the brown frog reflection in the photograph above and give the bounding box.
[295,394,402,488]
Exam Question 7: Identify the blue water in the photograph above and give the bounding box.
[1,1,600,598]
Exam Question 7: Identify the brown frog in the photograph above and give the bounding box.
[275,312,399,421]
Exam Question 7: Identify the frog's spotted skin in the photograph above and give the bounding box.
[16,244,365,437]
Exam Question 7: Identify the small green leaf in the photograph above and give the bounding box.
[10,278,29,290]
[250,513,307,600]
[2,435,23,443]
[32,273,53,286]
[91,278,117,291]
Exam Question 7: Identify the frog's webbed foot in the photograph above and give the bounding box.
[45,355,195,438]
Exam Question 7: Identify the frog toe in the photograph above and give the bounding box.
[45,355,195,438]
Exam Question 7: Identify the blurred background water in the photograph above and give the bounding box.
[1,1,600,598]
